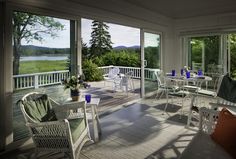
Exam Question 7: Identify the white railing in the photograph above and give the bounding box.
[98,65,160,80]
[13,70,70,90]
[13,66,160,90]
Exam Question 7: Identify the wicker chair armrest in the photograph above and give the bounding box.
[59,101,86,110]
[26,119,69,127]
[199,107,219,134]
[54,101,87,120]
[50,98,60,108]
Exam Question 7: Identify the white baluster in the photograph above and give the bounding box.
[35,75,39,88]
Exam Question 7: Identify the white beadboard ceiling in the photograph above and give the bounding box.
[69,0,236,19]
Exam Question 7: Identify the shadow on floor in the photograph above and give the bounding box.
[166,114,188,125]
[153,103,182,113]
[144,133,196,159]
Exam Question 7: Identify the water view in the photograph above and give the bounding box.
[20,55,68,61]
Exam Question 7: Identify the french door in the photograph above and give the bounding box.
[141,30,161,97]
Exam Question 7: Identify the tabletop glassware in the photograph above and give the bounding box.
[198,69,203,76]
[186,71,191,78]
[172,70,176,76]
[85,94,91,103]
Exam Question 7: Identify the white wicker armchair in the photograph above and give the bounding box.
[180,107,233,159]
[18,92,92,159]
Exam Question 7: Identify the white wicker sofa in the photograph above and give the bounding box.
[179,107,233,159]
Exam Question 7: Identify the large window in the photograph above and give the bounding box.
[12,11,73,141]
[188,35,223,75]
[187,34,236,79]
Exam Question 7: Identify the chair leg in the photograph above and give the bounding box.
[71,149,76,159]
[163,92,169,115]
[179,96,184,119]
[186,96,196,128]
[156,90,164,100]
[159,91,164,99]
[126,85,128,96]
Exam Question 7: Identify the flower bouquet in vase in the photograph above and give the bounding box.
[62,76,80,101]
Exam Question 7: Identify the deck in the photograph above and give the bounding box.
[12,79,142,141]
[3,97,199,159]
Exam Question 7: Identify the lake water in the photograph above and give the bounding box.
[20,56,68,61]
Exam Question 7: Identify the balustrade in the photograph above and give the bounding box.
[13,70,70,90]
[13,66,160,90]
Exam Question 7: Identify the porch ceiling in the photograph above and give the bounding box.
[69,0,236,19]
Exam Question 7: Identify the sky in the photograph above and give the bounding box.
[21,18,71,48]
[81,18,140,47]
[22,18,141,48]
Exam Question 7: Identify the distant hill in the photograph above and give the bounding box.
[114,45,140,50]
[21,45,70,56]
[20,45,140,56]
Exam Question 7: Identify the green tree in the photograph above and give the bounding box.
[12,12,64,75]
[230,34,236,78]
[89,20,113,58]
[82,40,90,60]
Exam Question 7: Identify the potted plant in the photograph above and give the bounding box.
[62,75,91,101]
[62,75,80,101]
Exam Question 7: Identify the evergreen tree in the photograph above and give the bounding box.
[82,40,90,60]
[89,20,112,58]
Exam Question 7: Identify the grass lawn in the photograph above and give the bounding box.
[19,60,68,74]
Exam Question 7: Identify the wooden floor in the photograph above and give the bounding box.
[5,79,218,159]
[1,96,202,159]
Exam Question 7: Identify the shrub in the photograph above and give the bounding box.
[94,51,140,67]
[92,56,104,67]
[82,59,103,81]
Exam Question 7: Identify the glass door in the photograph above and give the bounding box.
[188,35,223,74]
[141,31,161,97]
[228,33,236,79]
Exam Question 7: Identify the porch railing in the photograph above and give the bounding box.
[13,70,70,90]
[13,66,159,90]
[98,65,160,80]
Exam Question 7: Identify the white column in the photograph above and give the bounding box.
[1,2,14,148]
[140,29,145,97]
[76,19,82,75]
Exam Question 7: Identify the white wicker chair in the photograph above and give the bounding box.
[179,107,233,159]
[120,71,135,95]
[186,74,224,128]
[103,67,121,90]
[18,92,92,159]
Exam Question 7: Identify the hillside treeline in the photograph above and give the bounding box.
[21,45,70,56]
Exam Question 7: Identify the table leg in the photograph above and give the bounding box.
[91,105,99,142]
